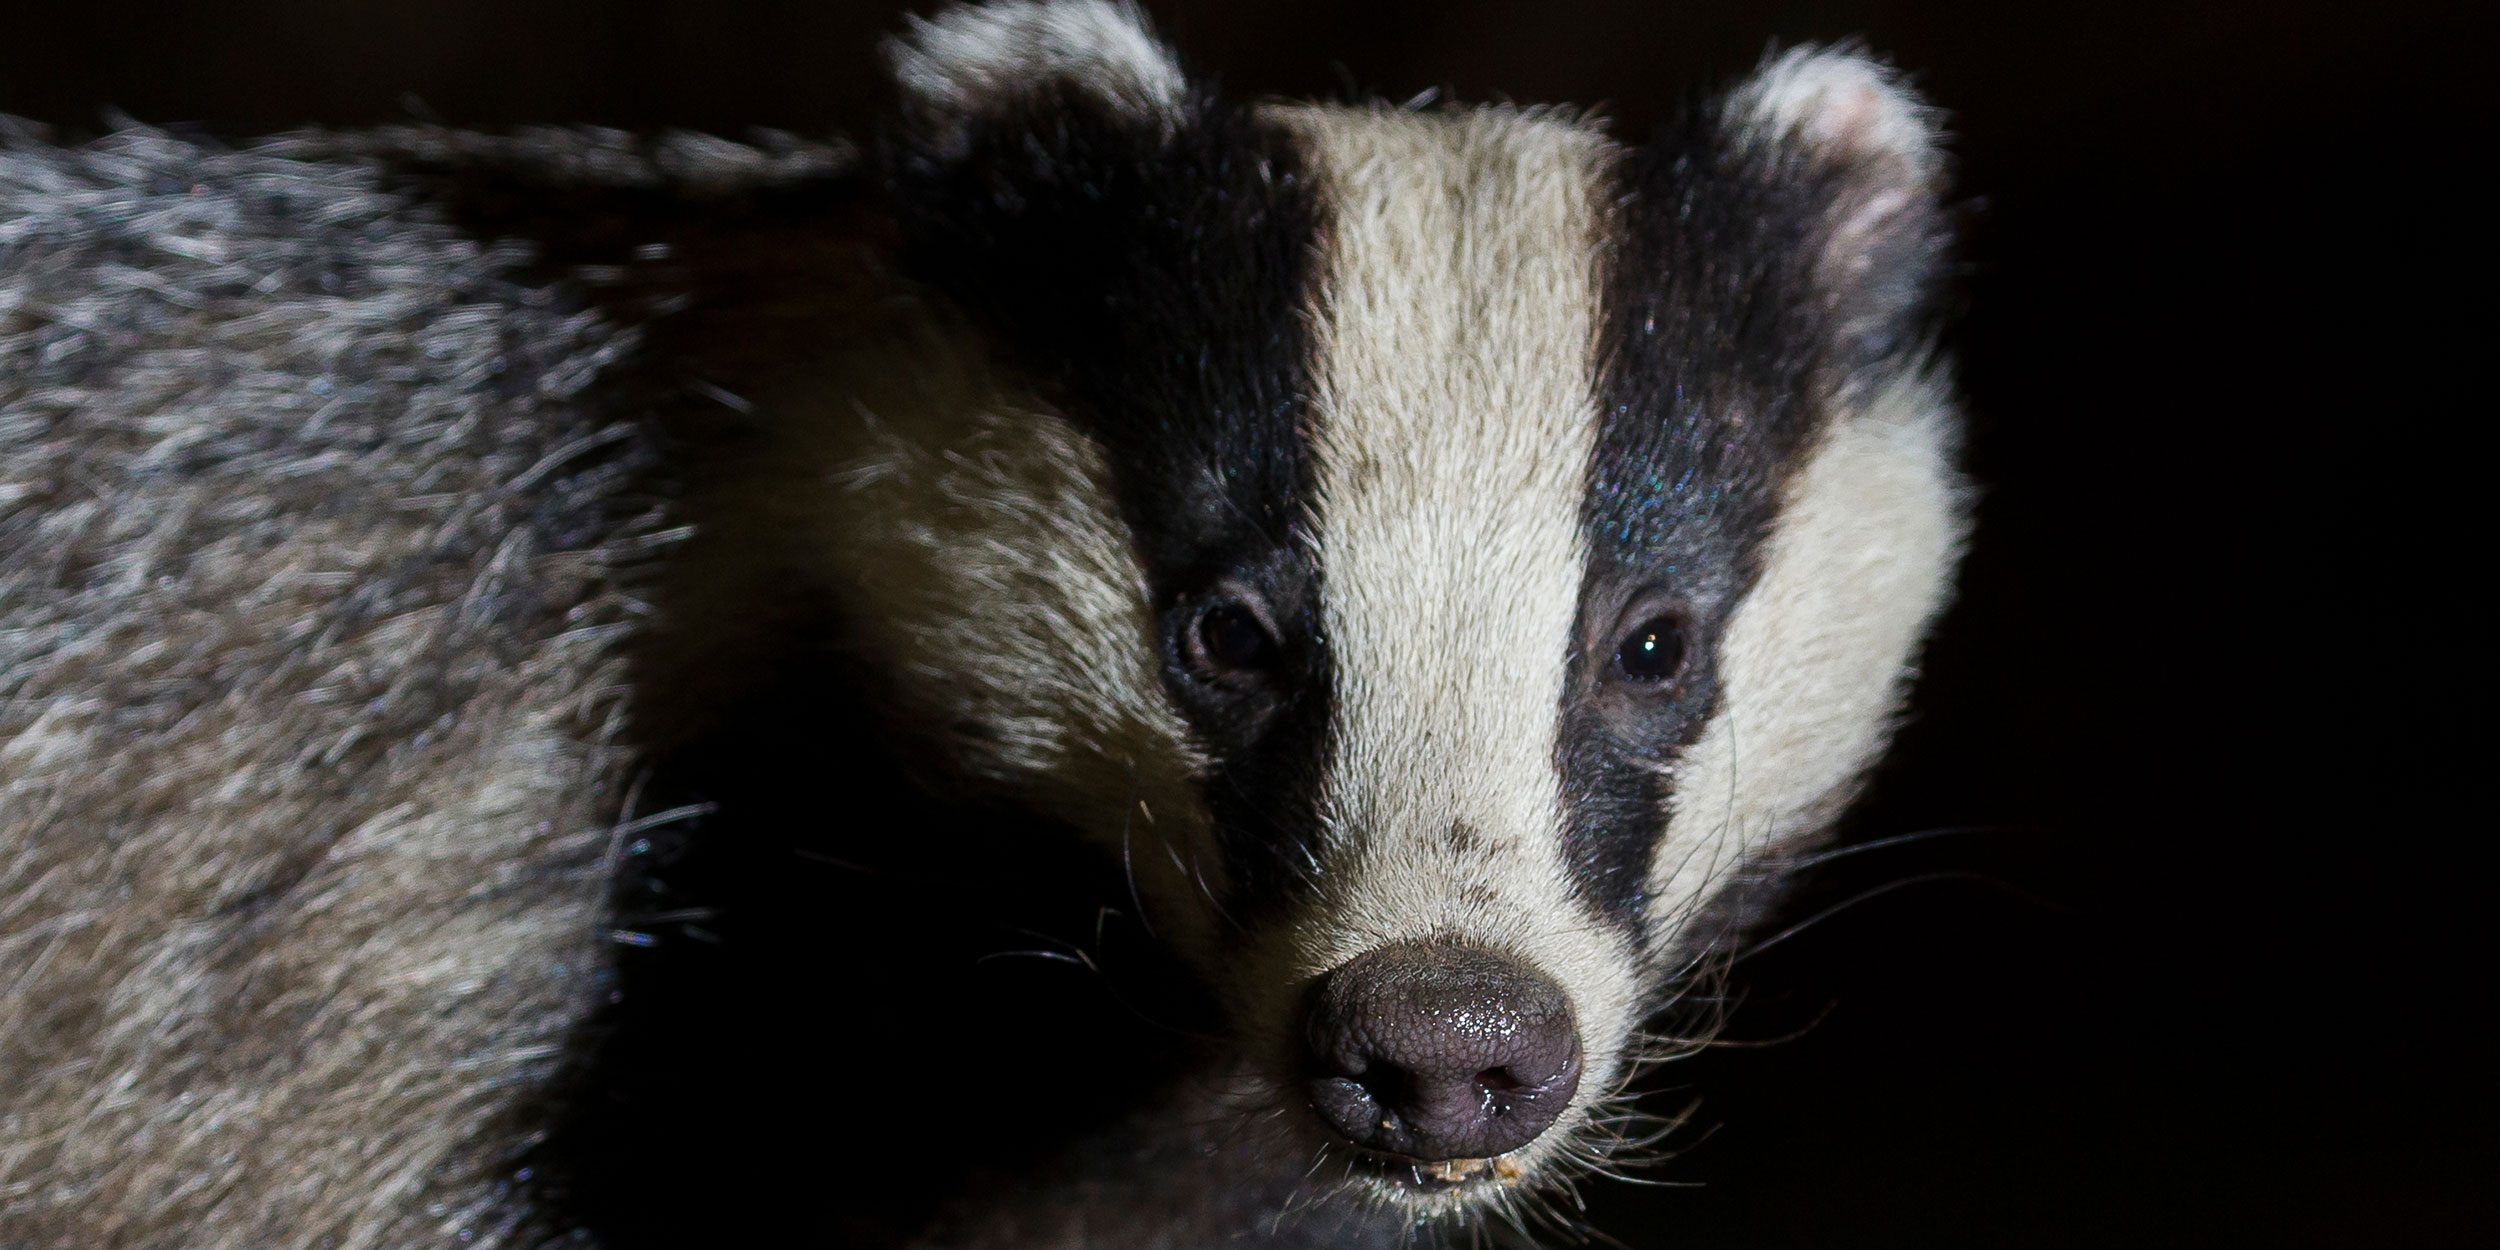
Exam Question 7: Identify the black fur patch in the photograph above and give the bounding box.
[1561,84,1948,937]
[885,80,1335,928]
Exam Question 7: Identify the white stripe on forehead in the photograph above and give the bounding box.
[1270,103,1641,1093]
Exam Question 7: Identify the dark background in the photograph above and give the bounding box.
[7,2,2490,1245]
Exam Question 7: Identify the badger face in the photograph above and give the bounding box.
[844,0,1965,1221]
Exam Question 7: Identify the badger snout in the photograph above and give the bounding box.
[1301,941,1582,1165]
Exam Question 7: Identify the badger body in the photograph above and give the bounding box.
[0,2,1965,1245]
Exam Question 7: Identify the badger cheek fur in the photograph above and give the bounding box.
[748,323,1229,964]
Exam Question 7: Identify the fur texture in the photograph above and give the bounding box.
[0,121,833,1249]
[654,312,1227,959]
[890,0,1188,154]
[1249,102,1645,1201]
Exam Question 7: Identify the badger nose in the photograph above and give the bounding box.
[1301,941,1581,1162]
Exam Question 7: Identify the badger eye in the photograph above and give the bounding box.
[1614,615,1687,683]
[1189,600,1278,676]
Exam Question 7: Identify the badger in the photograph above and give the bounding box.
[0,2,1965,1246]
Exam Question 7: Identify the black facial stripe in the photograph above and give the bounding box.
[886,83,1335,929]
[1559,100,1863,930]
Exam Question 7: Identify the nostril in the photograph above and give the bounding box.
[1300,940,1582,1163]
[1362,1063,1415,1108]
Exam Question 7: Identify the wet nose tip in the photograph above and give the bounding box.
[1301,940,1582,1162]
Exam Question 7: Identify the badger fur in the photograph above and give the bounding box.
[0,2,1966,1246]
[0,122,654,1243]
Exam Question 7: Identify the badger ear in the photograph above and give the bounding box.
[885,0,1192,159]
[1715,45,1951,378]
[880,0,1262,383]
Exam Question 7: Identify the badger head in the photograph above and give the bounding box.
[820,0,1965,1225]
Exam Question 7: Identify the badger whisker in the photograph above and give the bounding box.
[1778,822,2039,871]
[1736,870,2005,963]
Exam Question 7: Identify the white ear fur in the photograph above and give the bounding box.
[887,0,1188,153]
[1727,45,1943,187]
[1725,46,1951,380]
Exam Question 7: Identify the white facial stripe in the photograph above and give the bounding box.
[1274,104,1643,1116]
[1649,370,1966,948]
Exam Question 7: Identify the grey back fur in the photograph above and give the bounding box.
[0,121,823,1248]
